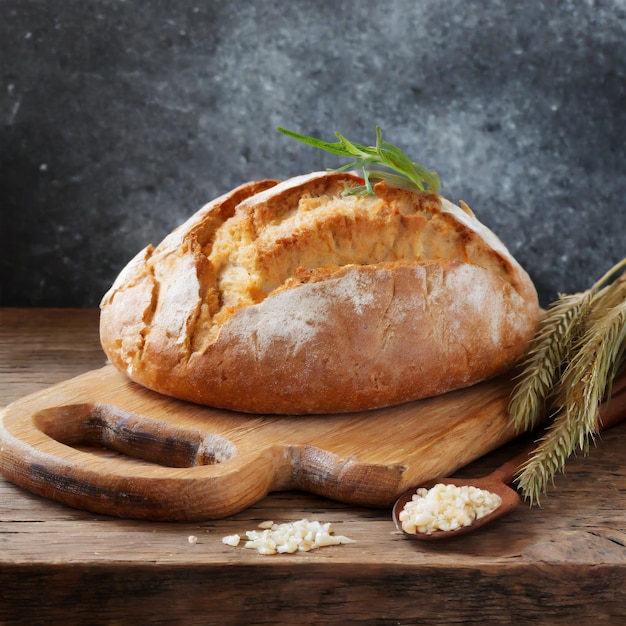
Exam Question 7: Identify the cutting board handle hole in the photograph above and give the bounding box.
[33,403,237,468]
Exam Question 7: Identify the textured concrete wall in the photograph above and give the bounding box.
[1,0,625,307]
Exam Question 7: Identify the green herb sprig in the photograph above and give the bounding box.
[508,257,626,504]
[277,126,440,196]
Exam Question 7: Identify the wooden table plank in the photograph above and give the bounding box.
[1,307,625,624]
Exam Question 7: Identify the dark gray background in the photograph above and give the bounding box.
[1,0,625,308]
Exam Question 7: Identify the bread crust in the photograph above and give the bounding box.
[100,172,539,414]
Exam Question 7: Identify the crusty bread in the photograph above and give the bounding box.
[100,171,539,414]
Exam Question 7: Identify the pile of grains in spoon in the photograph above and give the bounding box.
[399,483,502,535]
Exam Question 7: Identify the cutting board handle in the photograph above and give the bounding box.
[1,400,284,520]
[34,403,239,468]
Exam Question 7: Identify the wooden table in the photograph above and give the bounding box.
[1,308,625,625]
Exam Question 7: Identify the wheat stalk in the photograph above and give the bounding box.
[508,258,626,434]
[507,290,595,433]
[515,273,626,504]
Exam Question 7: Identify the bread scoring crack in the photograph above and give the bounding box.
[191,175,521,352]
[111,173,523,361]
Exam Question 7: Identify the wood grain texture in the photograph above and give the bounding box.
[1,308,625,625]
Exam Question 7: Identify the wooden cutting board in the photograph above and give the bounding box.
[0,364,521,521]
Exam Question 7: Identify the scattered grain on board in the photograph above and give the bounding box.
[222,519,356,555]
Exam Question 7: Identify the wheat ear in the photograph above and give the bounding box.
[507,259,626,434]
[515,282,626,504]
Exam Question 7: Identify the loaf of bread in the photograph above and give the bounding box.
[100,171,539,414]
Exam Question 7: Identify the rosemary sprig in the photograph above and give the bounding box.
[507,257,626,504]
[276,126,440,196]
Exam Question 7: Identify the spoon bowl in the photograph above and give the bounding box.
[392,466,523,540]
[393,372,626,541]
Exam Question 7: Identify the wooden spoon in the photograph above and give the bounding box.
[393,373,626,540]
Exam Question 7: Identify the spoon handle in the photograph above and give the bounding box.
[493,369,626,485]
